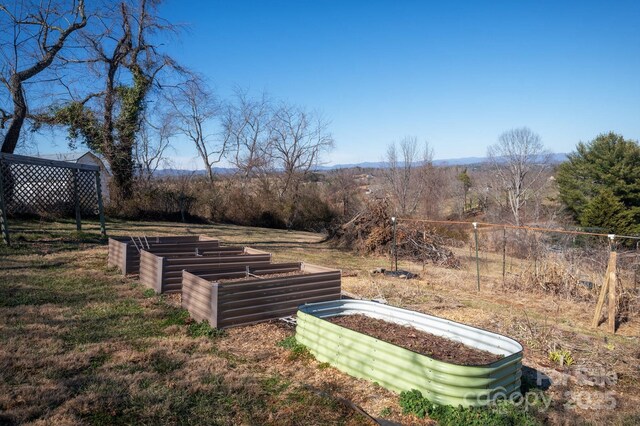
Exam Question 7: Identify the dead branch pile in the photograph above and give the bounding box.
[332,199,460,268]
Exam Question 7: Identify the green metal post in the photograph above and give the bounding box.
[73,169,81,231]
[392,217,397,271]
[502,226,506,285]
[473,222,480,291]
[0,160,9,246]
[95,170,106,237]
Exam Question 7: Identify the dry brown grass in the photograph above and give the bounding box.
[1,218,639,425]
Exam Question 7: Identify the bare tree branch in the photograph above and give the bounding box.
[382,136,433,216]
[487,127,551,226]
[165,77,227,182]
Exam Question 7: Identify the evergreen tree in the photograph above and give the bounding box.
[557,132,640,235]
[579,189,636,235]
[457,168,472,212]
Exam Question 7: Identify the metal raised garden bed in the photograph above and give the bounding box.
[108,235,220,275]
[182,263,341,328]
[140,247,272,294]
[295,300,523,407]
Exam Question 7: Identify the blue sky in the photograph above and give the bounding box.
[44,0,640,166]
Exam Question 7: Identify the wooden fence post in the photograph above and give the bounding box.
[0,159,9,246]
[95,170,106,237]
[592,236,617,332]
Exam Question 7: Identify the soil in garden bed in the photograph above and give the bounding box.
[218,271,306,283]
[328,314,503,366]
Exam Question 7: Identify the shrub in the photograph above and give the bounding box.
[548,348,574,367]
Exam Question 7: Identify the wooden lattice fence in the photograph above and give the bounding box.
[0,153,106,245]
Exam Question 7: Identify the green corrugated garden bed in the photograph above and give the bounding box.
[295,300,523,407]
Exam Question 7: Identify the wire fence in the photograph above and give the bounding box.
[392,218,640,326]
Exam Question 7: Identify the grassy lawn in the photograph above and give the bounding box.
[1,219,639,425]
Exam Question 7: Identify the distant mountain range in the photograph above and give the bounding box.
[314,153,568,170]
[154,153,568,176]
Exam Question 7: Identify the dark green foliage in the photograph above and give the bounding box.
[399,389,541,426]
[579,189,636,234]
[457,169,472,189]
[457,168,473,211]
[557,132,640,236]
[49,102,103,149]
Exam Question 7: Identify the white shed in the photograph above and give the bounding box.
[37,152,111,202]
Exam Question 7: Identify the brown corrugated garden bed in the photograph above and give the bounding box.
[108,235,220,275]
[182,263,342,328]
[139,246,272,294]
[329,314,503,366]
[218,270,306,283]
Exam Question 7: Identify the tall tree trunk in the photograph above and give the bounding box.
[108,145,134,201]
[1,76,26,153]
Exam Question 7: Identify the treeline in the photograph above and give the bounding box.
[112,128,639,239]
[2,2,637,236]
[112,171,359,232]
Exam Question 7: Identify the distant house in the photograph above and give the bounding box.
[36,152,111,202]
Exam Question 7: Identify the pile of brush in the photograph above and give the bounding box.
[332,199,459,269]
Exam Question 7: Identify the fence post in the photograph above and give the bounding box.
[73,169,81,231]
[391,216,397,271]
[607,236,618,333]
[95,170,106,237]
[473,222,480,291]
[0,159,9,246]
[592,235,617,332]
[502,226,507,285]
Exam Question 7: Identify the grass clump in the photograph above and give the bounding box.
[187,320,225,338]
[277,335,312,361]
[142,288,156,298]
[161,308,190,327]
[261,375,291,395]
[399,389,542,426]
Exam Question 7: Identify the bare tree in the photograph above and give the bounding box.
[0,0,87,153]
[382,136,433,216]
[166,78,226,182]
[135,110,173,180]
[42,0,182,200]
[487,127,551,226]
[269,103,334,199]
[421,160,447,219]
[223,88,272,178]
[327,168,361,218]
